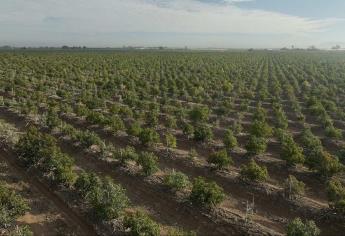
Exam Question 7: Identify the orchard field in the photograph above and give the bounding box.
[0,49,344,236]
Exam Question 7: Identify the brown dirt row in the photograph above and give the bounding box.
[55,110,338,234]
[0,106,280,236]
[0,90,332,209]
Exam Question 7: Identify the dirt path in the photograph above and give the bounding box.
[0,146,97,236]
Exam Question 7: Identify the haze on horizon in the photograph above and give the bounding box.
[1,0,344,49]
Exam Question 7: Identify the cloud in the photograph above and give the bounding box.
[0,0,342,47]
[77,0,339,34]
[43,16,65,24]
[196,0,254,4]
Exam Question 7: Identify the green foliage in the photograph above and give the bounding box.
[337,147,345,164]
[223,129,237,150]
[286,218,320,236]
[90,177,129,220]
[189,106,209,123]
[16,126,55,167]
[188,148,198,161]
[137,152,159,176]
[75,104,89,117]
[189,177,225,207]
[193,124,213,142]
[315,151,342,178]
[15,127,76,186]
[8,225,33,236]
[272,103,288,129]
[3,49,345,235]
[207,149,233,170]
[166,116,177,129]
[299,128,341,177]
[300,128,322,153]
[45,107,60,130]
[116,146,139,165]
[301,129,334,174]
[164,170,190,192]
[45,151,77,186]
[128,121,142,137]
[284,175,305,199]
[239,100,250,111]
[167,228,196,236]
[334,199,345,214]
[249,120,272,138]
[109,115,125,134]
[280,136,305,166]
[124,211,160,236]
[232,120,243,135]
[75,171,101,197]
[275,111,289,129]
[0,183,30,228]
[76,173,129,221]
[86,111,106,125]
[325,125,343,139]
[245,135,267,155]
[240,159,268,182]
[327,179,345,203]
[139,128,160,147]
[145,111,159,127]
[74,130,103,148]
[0,120,20,146]
[253,104,267,122]
[165,133,177,150]
[182,122,194,139]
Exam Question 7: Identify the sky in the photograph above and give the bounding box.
[0,0,344,48]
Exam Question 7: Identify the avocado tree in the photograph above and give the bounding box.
[316,151,342,178]
[223,129,237,151]
[137,152,159,176]
[0,183,30,230]
[245,135,267,156]
[193,124,213,143]
[124,211,160,236]
[325,125,343,139]
[207,149,233,170]
[250,120,272,138]
[240,159,268,182]
[145,111,159,128]
[232,120,243,135]
[189,106,209,124]
[189,177,225,208]
[139,128,160,147]
[45,107,60,130]
[15,127,77,187]
[89,177,129,220]
[327,179,345,214]
[127,121,142,137]
[286,218,320,236]
[280,137,305,167]
[76,173,129,220]
[164,170,190,192]
[109,115,125,135]
[165,132,177,155]
[253,104,267,122]
[284,175,305,199]
[116,146,139,165]
[182,122,194,140]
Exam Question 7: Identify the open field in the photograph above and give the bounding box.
[0,50,344,235]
